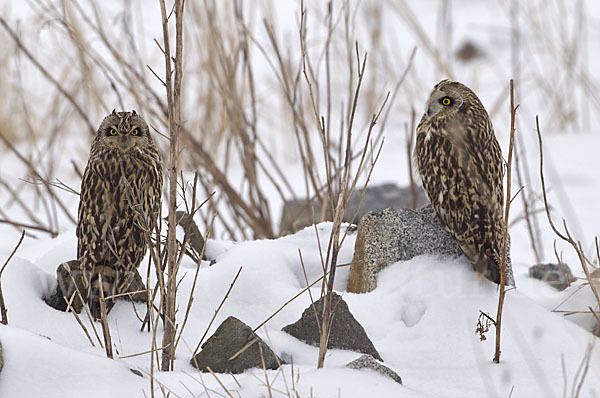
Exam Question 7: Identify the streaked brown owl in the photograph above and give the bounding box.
[415,80,505,284]
[77,110,163,319]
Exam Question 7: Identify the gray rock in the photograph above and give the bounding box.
[529,263,576,291]
[44,260,86,313]
[45,260,147,313]
[347,205,514,293]
[0,338,3,375]
[175,211,207,262]
[279,183,427,235]
[190,316,280,374]
[346,354,402,385]
[282,292,382,361]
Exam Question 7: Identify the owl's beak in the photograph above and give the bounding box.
[117,134,136,152]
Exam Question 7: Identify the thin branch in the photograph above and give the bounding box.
[0,230,25,324]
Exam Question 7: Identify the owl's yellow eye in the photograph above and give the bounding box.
[440,96,452,106]
[131,128,139,136]
[109,128,117,136]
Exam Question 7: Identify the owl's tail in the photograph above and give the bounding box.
[473,254,501,285]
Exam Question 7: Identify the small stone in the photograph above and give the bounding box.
[347,205,514,293]
[529,263,577,291]
[346,354,402,385]
[190,316,280,374]
[282,292,382,361]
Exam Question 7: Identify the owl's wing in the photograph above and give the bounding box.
[76,163,95,258]
[455,117,504,209]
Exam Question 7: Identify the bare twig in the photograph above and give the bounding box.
[192,266,243,358]
[63,294,95,347]
[0,230,25,324]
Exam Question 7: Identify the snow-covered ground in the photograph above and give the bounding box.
[0,221,599,397]
[1,0,600,397]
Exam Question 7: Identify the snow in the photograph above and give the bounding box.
[0,222,599,397]
[0,0,599,397]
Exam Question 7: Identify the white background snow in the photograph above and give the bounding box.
[0,1,599,397]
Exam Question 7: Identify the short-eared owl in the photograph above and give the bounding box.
[77,110,162,319]
[415,80,505,284]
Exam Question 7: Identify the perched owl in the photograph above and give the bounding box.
[415,80,505,284]
[77,110,163,319]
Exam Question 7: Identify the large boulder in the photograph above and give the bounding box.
[348,205,514,293]
[279,183,427,235]
[190,316,280,374]
[282,292,382,361]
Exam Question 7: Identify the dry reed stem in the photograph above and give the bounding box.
[259,342,273,397]
[253,272,328,333]
[228,336,260,362]
[493,79,517,364]
[174,211,216,353]
[0,17,95,134]
[191,266,243,357]
[317,44,370,369]
[513,135,542,264]
[63,293,95,347]
[0,130,74,230]
[206,366,235,398]
[98,274,113,359]
[64,268,104,347]
[298,249,321,334]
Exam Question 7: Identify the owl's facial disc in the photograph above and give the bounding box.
[425,89,463,120]
[105,126,141,153]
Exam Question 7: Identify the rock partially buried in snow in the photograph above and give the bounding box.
[346,354,402,385]
[175,211,208,262]
[282,292,382,361]
[44,260,86,313]
[190,316,280,374]
[45,260,147,313]
[347,205,515,293]
[529,263,576,291]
